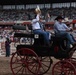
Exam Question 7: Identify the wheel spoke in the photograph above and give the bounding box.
[41,62,49,68]
[15,66,23,75]
[12,64,22,69]
[21,67,24,75]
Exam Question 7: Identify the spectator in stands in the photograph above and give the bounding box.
[45,12,51,22]
[32,6,51,46]
[5,38,11,57]
[54,16,76,47]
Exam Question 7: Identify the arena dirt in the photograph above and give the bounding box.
[0,57,13,75]
[0,56,59,75]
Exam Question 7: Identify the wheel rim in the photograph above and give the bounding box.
[37,56,52,75]
[10,48,40,75]
[52,60,76,75]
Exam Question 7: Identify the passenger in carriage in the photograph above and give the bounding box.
[32,6,51,46]
[54,16,76,47]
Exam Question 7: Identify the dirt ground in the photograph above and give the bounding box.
[0,56,59,75]
[0,56,13,75]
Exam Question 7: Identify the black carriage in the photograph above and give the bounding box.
[10,25,76,75]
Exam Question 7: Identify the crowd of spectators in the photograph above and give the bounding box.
[0,7,76,22]
[0,28,14,41]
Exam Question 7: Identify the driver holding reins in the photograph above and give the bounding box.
[54,16,76,47]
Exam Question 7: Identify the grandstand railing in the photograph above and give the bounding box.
[0,20,76,30]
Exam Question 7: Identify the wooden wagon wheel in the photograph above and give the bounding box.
[52,60,76,75]
[37,56,53,75]
[10,48,40,75]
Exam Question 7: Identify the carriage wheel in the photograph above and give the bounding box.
[37,56,52,75]
[69,58,76,68]
[10,48,40,75]
[52,60,76,75]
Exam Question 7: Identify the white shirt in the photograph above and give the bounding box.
[32,14,41,30]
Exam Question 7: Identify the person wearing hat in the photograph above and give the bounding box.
[5,38,11,57]
[54,15,76,47]
[32,6,51,46]
[62,17,71,26]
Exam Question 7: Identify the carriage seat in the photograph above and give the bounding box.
[51,34,68,49]
[51,34,68,41]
